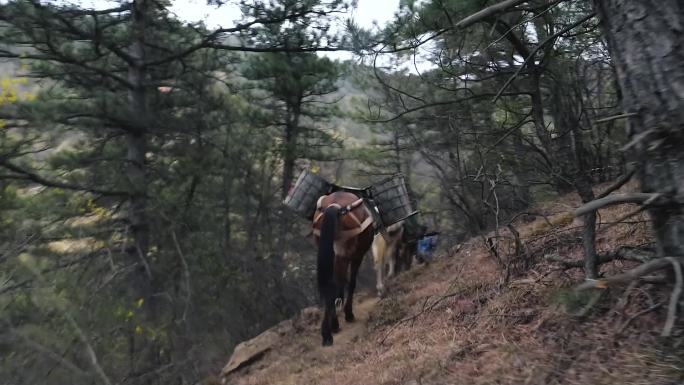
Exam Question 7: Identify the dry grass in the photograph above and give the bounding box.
[222,181,684,385]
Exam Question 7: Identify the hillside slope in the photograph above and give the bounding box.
[220,183,684,385]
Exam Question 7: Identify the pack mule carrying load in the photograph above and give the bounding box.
[283,169,418,228]
[283,169,332,220]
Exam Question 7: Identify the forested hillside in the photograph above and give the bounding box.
[0,0,682,384]
[221,183,680,385]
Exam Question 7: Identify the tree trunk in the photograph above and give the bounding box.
[529,72,572,193]
[281,104,300,199]
[282,130,295,200]
[510,129,533,208]
[222,167,233,257]
[550,69,599,278]
[592,0,684,257]
[127,0,156,378]
[127,0,150,263]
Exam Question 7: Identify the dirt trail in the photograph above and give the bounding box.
[223,294,381,385]
[326,295,378,348]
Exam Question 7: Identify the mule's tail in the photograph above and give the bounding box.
[317,205,339,295]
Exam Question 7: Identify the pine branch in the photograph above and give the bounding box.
[0,158,130,197]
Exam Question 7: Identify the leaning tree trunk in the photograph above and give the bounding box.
[592,0,684,257]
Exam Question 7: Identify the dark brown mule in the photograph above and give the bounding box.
[313,191,374,346]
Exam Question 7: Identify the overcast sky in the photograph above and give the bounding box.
[78,0,400,35]
[76,0,433,71]
[165,0,402,62]
[167,0,400,30]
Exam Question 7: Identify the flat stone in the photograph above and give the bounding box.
[221,329,280,376]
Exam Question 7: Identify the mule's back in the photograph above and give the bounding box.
[313,191,374,257]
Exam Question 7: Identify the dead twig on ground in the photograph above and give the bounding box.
[611,280,639,319]
[507,211,554,227]
[449,243,463,257]
[617,302,663,335]
[596,206,648,234]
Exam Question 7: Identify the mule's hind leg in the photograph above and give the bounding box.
[332,257,348,333]
[374,257,385,297]
[332,285,343,332]
[372,235,387,297]
[344,258,362,322]
[387,246,396,278]
[331,286,342,333]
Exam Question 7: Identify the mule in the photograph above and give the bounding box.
[396,223,428,271]
[313,191,374,346]
[371,220,404,297]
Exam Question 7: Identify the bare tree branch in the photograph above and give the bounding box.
[594,112,637,124]
[575,257,684,291]
[595,167,636,199]
[545,246,655,268]
[377,0,536,54]
[493,12,597,102]
[574,193,662,217]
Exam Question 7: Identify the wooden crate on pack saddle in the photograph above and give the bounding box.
[369,174,418,227]
[283,169,332,220]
